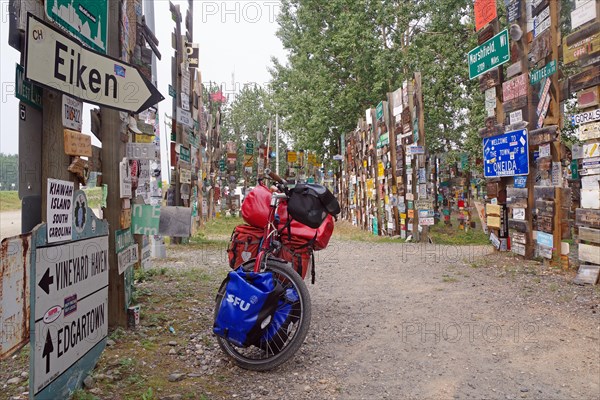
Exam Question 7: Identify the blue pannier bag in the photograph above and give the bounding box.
[214,270,284,347]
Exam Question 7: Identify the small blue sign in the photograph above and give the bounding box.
[537,231,553,248]
[514,176,527,188]
[483,129,529,178]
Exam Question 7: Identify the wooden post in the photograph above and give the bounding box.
[102,0,127,328]
[387,92,400,235]
[415,72,428,242]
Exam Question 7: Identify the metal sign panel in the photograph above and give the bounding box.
[468,29,510,79]
[61,95,83,131]
[529,60,557,85]
[158,206,192,237]
[0,234,32,360]
[131,204,161,235]
[25,14,163,114]
[474,0,497,31]
[571,0,597,30]
[572,109,600,125]
[126,143,159,160]
[30,191,109,398]
[483,129,529,177]
[15,63,42,109]
[502,74,528,102]
[45,0,107,53]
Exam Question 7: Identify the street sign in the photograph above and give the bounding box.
[572,109,600,125]
[468,29,510,79]
[529,60,557,85]
[15,63,42,109]
[45,0,107,53]
[25,14,164,114]
[131,204,161,235]
[31,191,109,398]
[483,129,529,177]
[376,101,384,121]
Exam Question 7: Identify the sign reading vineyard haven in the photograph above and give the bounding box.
[25,14,163,113]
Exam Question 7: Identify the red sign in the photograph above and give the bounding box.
[474,0,497,31]
[502,74,528,102]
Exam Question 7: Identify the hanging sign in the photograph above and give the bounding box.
[25,14,163,114]
[572,109,600,125]
[502,73,527,102]
[468,29,510,79]
[529,60,556,85]
[474,0,497,31]
[61,95,83,131]
[483,129,529,177]
[46,178,74,243]
[63,129,92,157]
[571,0,597,30]
[579,121,600,141]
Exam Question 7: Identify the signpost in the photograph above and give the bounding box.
[25,14,163,114]
[483,129,529,177]
[45,0,108,53]
[31,191,109,399]
[468,29,510,79]
[16,63,42,109]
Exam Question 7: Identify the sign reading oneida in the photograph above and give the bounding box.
[483,129,530,177]
[25,14,164,113]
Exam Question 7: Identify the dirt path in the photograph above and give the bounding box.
[2,238,598,400]
[305,241,599,399]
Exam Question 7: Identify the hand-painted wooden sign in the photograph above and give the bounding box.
[576,208,600,228]
[528,126,558,146]
[503,95,528,113]
[479,68,501,91]
[577,86,600,108]
[529,30,551,65]
[580,121,600,141]
[506,61,522,79]
[570,65,600,92]
[63,129,92,157]
[474,0,497,31]
[564,24,600,65]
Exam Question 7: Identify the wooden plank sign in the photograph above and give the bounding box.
[507,187,528,199]
[576,208,600,228]
[580,121,600,141]
[535,186,555,200]
[487,215,501,228]
[486,203,501,216]
[578,86,600,108]
[503,96,528,113]
[63,129,92,157]
[570,65,600,93]
[509,219,528,232]
[573,265,600,285]
[528,30,551,66]
[564,31,600,66]
[579,227,600,244]
[512,231,527,244]
[579,243,600,265]
[528,126,558,146]
[479,68,501,92]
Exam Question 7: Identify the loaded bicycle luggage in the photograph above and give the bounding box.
[214,169,340,370]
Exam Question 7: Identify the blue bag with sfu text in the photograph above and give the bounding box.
[214,270,283,347]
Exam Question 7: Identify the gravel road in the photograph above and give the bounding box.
[203,240,600,400]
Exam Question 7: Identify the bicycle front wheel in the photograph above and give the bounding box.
[214,259,312,371]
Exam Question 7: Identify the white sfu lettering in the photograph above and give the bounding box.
[226,294,251,311]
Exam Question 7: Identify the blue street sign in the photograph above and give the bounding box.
[483,129,529,178]
[514,176,527,188]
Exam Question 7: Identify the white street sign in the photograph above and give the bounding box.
[47,179,74,243]
[117,244,139,274]
[25,14,163,113]
[61,95,83,131]
[33,235,108,395]
[176,107,193,128]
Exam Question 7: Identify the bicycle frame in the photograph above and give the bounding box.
[252,181,287,273]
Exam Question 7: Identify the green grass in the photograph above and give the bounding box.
[0,190,21,211]
[428,214,490,245]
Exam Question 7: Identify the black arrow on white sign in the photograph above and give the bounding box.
[43,330,54,374]
[38,268,54,295]
[25,14,165,114]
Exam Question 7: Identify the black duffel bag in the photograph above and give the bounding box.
[286,184,340,228]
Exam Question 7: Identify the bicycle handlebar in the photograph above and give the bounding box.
[264,168,287,185]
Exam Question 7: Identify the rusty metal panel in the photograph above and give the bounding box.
[0,233,32,360]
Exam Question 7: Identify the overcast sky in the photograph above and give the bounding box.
[0,0,286,157]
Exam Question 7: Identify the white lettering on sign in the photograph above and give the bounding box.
[47,179,74,243]
[126,143,159,160]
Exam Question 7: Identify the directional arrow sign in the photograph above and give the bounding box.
[25,13,164,113]
[43,330,54,374]
[38,268,54,295]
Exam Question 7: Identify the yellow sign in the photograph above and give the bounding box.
[308,153,317,165]
[135,134,154,143]
[63,129,92,157]
[366,179,374,195]
[363,160,367,168]
[287,151,297,163]
[243,154,253,167]
[378,161,384,177]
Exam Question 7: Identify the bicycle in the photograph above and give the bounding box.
[214,169,337,371]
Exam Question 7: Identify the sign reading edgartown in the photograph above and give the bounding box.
[25,13,164,113]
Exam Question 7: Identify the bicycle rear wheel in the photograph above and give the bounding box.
[214,259,312,371]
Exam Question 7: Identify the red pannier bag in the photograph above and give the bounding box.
[278,233,314,279]
[227,224,264,269]
[242,185,287,228]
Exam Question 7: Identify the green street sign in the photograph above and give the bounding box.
[179,145,191,163]
[245,141,254,155]
[468,29,510,79]
[529,60,557,85]
[168,84,176,97]
[219,159,225,171]
[46,0,108,54]
[15,64,42,109]
[376,101,384,121]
